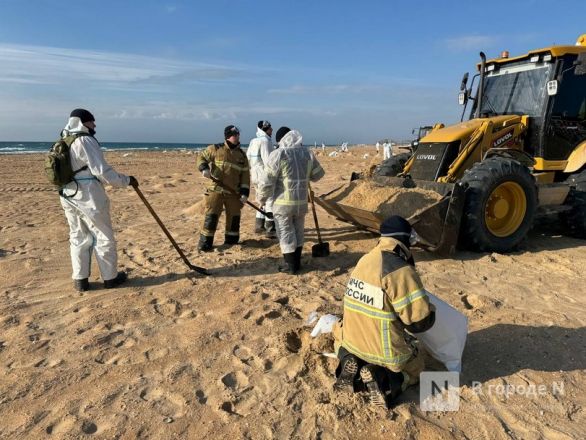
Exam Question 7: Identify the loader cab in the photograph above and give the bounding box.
[468,49,586,163]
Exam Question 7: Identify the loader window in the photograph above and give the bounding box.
[479,63,552,117]
[550,68,586,121]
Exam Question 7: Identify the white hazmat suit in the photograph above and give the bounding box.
[261,130,325,255]
[59,117,130,281]
[246,126,275,220]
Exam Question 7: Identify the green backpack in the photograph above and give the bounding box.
[44,134,89,190]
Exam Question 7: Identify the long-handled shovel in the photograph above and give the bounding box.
[133,186,209,276]
[308,184,330,257]
[209,176,273,219]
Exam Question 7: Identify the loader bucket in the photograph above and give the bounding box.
[314,176,467,255]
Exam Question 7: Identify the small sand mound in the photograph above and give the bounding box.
[325,180,442,219]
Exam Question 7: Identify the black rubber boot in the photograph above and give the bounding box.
[293,247,302,272]
[104,272,128,289]
[360,364,404,409]
[264,219,277,238]
[198,234,214,252]
[254,217,265,234]
[278,252,297,274]
[73,278,89,292]
[224,235,239,246]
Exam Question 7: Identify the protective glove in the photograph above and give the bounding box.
[239,195,248,204]
[201,169,212,179]
[128,176,139,188]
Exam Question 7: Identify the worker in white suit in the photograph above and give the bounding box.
[246,120,276,237]
[59,109,137,292]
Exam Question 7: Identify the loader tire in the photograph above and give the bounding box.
[374,153,411,177]
[459,158,537,252]
[560,169,586,239]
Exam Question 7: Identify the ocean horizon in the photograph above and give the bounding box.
[0,141,226,155]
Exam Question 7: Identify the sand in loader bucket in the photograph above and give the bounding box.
[326,180,443,219]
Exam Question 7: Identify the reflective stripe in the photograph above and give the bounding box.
[342,339,412,366]
[391,289,426,311]
[215,160,249,172]
[75,176,98,181]
[381,319,392,359]
[274,199,306,206]
[344,297,397,320]
[280,160,291,201]
[225,231,239,236]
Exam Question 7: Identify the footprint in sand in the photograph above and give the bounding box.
[139,386,186,419]
[284,331,302,354]
[151,298,182,317]
[255,310,281,325]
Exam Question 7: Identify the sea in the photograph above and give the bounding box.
[0,141,222,155]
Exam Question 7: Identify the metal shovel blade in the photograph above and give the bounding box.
[312,242,330,258]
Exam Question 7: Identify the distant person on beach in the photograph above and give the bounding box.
[58,109,137,292]
[332,216,435,408]
[260,127,325,274]
[375,141,380,154]
[197,125,250,251]
[383,141,392,160]
[246,120,276,238]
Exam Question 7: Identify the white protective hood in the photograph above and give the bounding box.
[278,130,303,149]
[62,117,91,137]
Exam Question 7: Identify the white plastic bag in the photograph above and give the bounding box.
[310,314,340,338]
[413,291,468,372]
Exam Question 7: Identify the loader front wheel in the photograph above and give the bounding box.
[459,158,537,252]
[374,153,411,177]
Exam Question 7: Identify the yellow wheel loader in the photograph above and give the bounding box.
[316,34,586,253]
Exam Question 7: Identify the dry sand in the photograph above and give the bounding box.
[0,147,584,439]
[324,180,443,219]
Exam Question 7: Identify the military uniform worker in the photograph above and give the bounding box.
[59,109,138,292]
[332,216,436,408]
[260,127,325,274]
[246,120,276,237]
[197,125,250,252]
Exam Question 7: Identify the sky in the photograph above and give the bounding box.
[0,0,584,144]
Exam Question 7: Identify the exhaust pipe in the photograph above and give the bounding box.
[475,51,486,119]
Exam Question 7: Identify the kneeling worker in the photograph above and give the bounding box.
[197,125,250,251]
[333,215,435,408]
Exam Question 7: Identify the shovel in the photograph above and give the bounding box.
[209,176,273,219]
[133,186,209,276]
[308,184,330,257]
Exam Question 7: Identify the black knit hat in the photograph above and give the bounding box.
[257,120,272,132]
[70,108,95,123]
[224,125,240,139]
[275,126,291,143]
[380,215,412,247]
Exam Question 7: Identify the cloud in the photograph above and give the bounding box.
[108,102,336,121]
[267,84,385,95]
[165,5,177,13]
[443,35,500,52]
[0,43,250,86]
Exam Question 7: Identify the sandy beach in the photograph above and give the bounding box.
[0,148,584,439]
